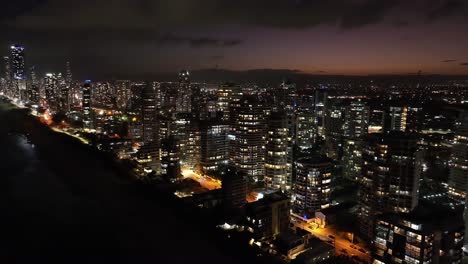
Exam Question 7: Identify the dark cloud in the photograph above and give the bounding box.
[340,0,402,29]
[426,0,466,22]
[158,35,242,48]
[0,0,422,31]
[442,59,457,62]
[207,55,225,60]
[461,62,468,66]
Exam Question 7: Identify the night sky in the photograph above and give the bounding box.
[1,0,468,80]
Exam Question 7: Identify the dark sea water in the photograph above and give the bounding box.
[0,101,236,264]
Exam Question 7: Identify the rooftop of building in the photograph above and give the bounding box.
[379,201,464,234]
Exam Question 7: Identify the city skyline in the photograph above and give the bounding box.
[0,1,468,79]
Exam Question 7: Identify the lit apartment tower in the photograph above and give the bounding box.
[44,73,58,111]
[358,132,419,242]
[342,100,370,180]
[314,88,328,137]
[3,56,11,82]
[11,45,27,99]
[217,83,243,121]
[448,110,468,202]
[28,66,39,104]
[2,56,11,96]
[58,73,69,112]
[342,138,364,181]
[141,82,159,144]
[115,80,131,110]
[374,205,464,264]
[184,120,201,170]
[276,80,297,112]
[161,135,181,181]
[65,61,72,84]
[222,166,248,210]
[386,106,408,132]
[231,95,268,183]
[343,100,370,138]
[295,106,317,151]
[139,82,161,175]
[265,111,292,192]
[176,69,191,113]
[293,157,333,218]
[323,102,345,159]
[199,120,230,175]
[82,80,93,130]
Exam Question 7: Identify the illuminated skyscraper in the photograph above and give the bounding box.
[28,66,39,104]
[323,101,345,159]
[448,110,468,202]
[82,80,93,130]
[141,82,160,143]
[343,100,370,138]
[358,132,419,241]
[2,56,11,96]
[265,111,292,192]
[200,120,229,175]
[3,56,11,82]
[176,69,191,113]
[293,157,333,219]
[386,106,408,132]
[217,83,243,121]
[58,73,69,112]
[11,45,25,80]
[342,100,370,180]
[231,96,268,182]
[44,73,58,111]
[295,106,317,151]
[11,45,27,99]
[140,82,161,174]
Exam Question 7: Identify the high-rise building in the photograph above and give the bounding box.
[222,166,247,210]
[217,83,243,121]
[343,100,370,138]
[82,80,93,130]
[44,73,58,112]
[265,111,292,192]
[3,56,11,82]
[342,100,370,181]
[161,135,180,181]
[2,56,12,96]
[58,73,69,112]
[11,45,25,81]
[115,80,131,110]
[324,101,345,159]
[65,61,73,84]
[295,106,316,151]
[141,82,159,143]
[342,138,364,181]
[386,106,408,132]
[231,95,268,182]
[10,45,27,100]
[176,70,191,113]
[184,120,201,170]
[140,82,161,175]
[314,88,328,137]
[28,66,39,104]
[358,132,420,241]
[374,205,464,264]
[448,110,468,202]
[293,157,333,219]
[199,120,229,175]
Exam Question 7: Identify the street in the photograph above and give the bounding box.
[292,220,371,263]
[181,169,222,191]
